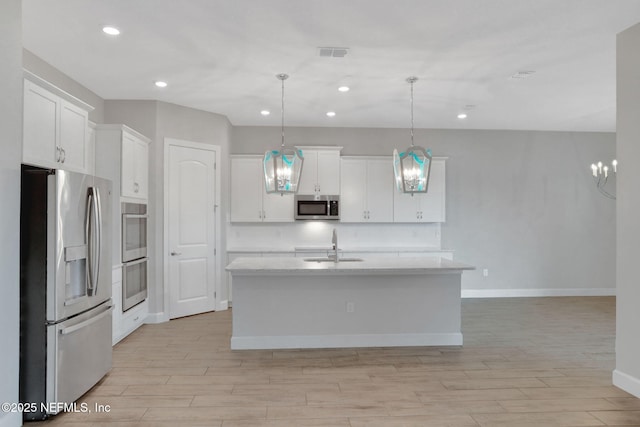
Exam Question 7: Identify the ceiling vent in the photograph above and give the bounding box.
[318,47,349,58]
[510,70,536,80]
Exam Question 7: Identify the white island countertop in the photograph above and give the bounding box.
[229,256,473,349]
[226,256,474,275]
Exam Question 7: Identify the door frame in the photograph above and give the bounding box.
[163,138,222,319]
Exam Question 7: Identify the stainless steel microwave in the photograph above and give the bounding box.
[295,195,340,220]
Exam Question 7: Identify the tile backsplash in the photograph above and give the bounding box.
[227,222,442,250]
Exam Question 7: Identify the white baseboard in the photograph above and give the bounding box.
[145,311,169,324]
[461,288,616,298]
[231,333,463,350]
[217,300,229,311]
[613,369,640,398]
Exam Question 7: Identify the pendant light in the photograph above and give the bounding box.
[263,74,304,194]
[393,76,433,194]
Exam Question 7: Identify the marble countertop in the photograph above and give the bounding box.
[226,256,474,275]
[227,246,454,253]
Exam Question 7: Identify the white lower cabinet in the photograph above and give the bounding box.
[112,265,148,345]
[120,300,148,340]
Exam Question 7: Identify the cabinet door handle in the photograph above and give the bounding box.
[262,210,266,220]
[258,210,262,219]
[55,146,60,162]
[61,148,66,163]
[171,251,182,256]
[134,182,139,193]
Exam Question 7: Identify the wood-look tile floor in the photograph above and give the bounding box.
[37,297,640,426]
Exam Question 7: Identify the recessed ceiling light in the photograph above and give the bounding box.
[326,111,336,117]
[260,110,270,116]
[457,113,467,119]
[102,26,120,36]
[338,86,350,92]
[155,81,168,88]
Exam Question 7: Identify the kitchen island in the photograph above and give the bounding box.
[226,256,474,350]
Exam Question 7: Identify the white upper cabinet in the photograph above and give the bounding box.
[59,101,89,171]
[393,158,446,222]
[23,75,93,173]
[297,147,342,195]
[95,124,150,202]
[340,157,394,223]
[121,133,149,199]
[230,156,294,222]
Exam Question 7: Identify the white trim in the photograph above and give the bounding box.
[341,155,449,161]
[145,311,169,324]
[294,145,343,152]
[0,412,21,427]
[231,333,462,350]
[218,300,229,311]
[461,288,615,298]
[24,69,95,112]
[163,138,223,318]
[94,123,150,143]
[613,369,640,398]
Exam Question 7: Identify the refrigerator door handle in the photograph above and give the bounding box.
[94,186,102,294]
[59,305,114,335]
[85,189,94,294]
[86,187,101,296]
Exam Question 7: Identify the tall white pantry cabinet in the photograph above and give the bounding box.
[94,124,150,344]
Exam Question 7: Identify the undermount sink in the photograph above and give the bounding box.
[303,257,364,263]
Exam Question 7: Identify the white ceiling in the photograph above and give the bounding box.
[21,0,640,131]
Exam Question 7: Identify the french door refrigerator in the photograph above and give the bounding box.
[20,165,113,421]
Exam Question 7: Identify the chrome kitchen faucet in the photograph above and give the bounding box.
[332,228,338,262]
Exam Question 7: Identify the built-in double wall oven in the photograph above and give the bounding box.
[121,202,148,311]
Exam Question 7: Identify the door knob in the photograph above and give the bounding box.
[171,251,182,256]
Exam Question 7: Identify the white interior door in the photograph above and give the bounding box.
[167,142,217,319]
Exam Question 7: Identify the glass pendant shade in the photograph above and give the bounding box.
[264,147,304,193]
[393,76,433,194]
[393,146,432,193]
[262,73,304,194]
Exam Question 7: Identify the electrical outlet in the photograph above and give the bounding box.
[346,302,355,313]
[483,268,489,277]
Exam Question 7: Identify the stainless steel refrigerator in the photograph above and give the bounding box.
[20,165,113,421]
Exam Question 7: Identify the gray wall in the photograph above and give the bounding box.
[23,49,105,124]
[615,22,640,397]
[0,1,22,426]
[106,100,232,317]
[233,126,616,293]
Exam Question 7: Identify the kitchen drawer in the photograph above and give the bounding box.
[120,299,147,338]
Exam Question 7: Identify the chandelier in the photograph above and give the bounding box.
[393,76,433,195]
[590,159,617,200]
[263,74,304,194]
